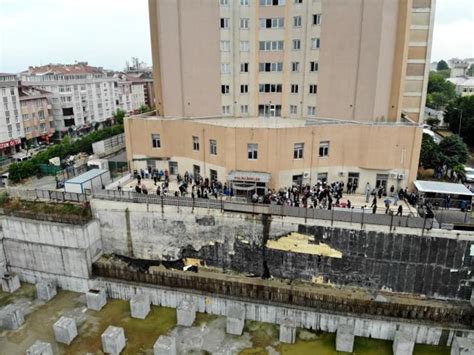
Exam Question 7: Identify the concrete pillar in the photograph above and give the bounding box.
[153,335,177,355]
[101,325,126,355]
[0,304,25,330]
[36,281,57,302]
[279,316,297,344]
[86,288,107,311]
[393,330,415,355]
[26,340,53,355]
[226,303,245,336]
[176,298,196,327]
[53,316,78,345]
[130,294,150,319]
[451,336,474,355]
[1,273,20,293]
[336,323,355,353]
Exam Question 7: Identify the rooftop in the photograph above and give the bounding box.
[66,169,109,184]
[414,180,474,196]
[24,63,105,76]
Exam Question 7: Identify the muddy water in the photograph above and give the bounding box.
[0,287,451,354]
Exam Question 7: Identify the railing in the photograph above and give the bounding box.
[6,187,88,203]
[92,189,433,230]
[93,263,472,325]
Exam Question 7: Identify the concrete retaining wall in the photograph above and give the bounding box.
[0,230,6,275]
[2,217,102,279]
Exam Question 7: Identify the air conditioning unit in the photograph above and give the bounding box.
[389,172,398,179]
[397,173,406,180]
[303,171,310,179]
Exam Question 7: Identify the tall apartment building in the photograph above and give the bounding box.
[18,86,55,144]
[125,0,435,194]
[21,63,118,131]
[0,74,24,157]
[114,74,147,114]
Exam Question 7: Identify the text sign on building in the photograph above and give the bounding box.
[233,175,262,182]
[0,139,21,149]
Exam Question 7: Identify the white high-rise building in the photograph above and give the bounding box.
[0,74,24,157]
[21,63,118,131]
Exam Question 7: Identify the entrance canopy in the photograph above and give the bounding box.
[414,180,473,197]
[227,170,271,183]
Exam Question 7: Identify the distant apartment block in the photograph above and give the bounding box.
[114,74,147,114]
[0,74,24,157]
[20,63,118,131]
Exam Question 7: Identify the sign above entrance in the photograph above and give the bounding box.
[227,170,271,183]
[0,138,21,150]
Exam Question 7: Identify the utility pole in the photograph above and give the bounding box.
[458,109,463,136]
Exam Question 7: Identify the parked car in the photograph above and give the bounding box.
[464,167,474,183]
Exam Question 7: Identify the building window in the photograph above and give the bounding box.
[259,84,282,93]
[248,143,258,160]
[311,37,320,49]
[313,14,321,25]
[292,39,301,50]
[220,18,230,29]
[241,0,249,5]
[260,0,285,5]
[240,41,250,52]
[241,84,249,93]
[310,61,319,72]
[293,16,302,27]
[259,40,284,51]
[210,169,218,182]
[294,143,304,159]
[210,139,217,155]
[307,106,316,116]
[151,134,161,148]
[290,105,297,114]
[221,85,230,94]
[221,63,230,74]
[240,18,249,29]
[291,84,299,93]
[259,18,284,29]
[241,105,249,114]
[319,141,329,157]
[309,85,317,94]
[259,62,283,72]
[240,62,249,72]
[220,0,228,5]
[193,136,200,151]
[220,40,231,51]
[292,62,300,72]
[223,105,231,115]
[294,0,302,3]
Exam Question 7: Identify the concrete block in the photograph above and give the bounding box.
[451,336,474,355]
[279,317,297,344]
[1,273,20,293]
[86,288,107,311]
[36,281,57,302]
[102,325,126,354]
[176,298,196,327]
[130,294,150,319]
[26,340,54,355]
[53,316,78,345]
[226,303,245,335]
[393,330,415,355]
[0,304,25,330]
[153,335,177,355]
[336,323,355,353]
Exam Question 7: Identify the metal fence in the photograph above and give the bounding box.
[92,189,432,230]
[6,187,88,203]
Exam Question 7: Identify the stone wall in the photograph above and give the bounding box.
[0,230,6,275]
[2,217,102,280]
[91,200,474,301]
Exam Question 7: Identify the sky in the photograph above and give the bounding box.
[0,0,473,73]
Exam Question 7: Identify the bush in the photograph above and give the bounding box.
[0,191,9,207]
[8,124,124,183]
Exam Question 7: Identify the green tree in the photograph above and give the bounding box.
[113,108,126,125]
[444,96,474,146]
[426,117,440,127]
[467,64,474,76]
[419,133,440,169]
[438,135,469,174]
[139,104,151,113]
[426,72,457,109]
[436,59,449,71]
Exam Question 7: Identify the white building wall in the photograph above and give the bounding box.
[0,79,25,149]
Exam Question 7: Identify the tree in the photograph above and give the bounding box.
[438,135,469,173]
[426,72,457,109]
[419,133,440,169]
[437,59,449,71]
[444,96,474,146]
[139,104,151,113]
[467,64,474,77]
[113,109,126,125]
[426,117,440,127]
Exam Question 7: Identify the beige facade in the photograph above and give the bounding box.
[19,87,54,143]
[125,0,435,192]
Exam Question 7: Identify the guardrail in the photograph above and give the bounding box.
[5,187,88,203]
[92,189,433,230]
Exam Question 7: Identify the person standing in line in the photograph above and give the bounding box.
[396,204,403,216]
[365,182,371,203]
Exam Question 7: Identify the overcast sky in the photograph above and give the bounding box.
[0,0,473,73]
